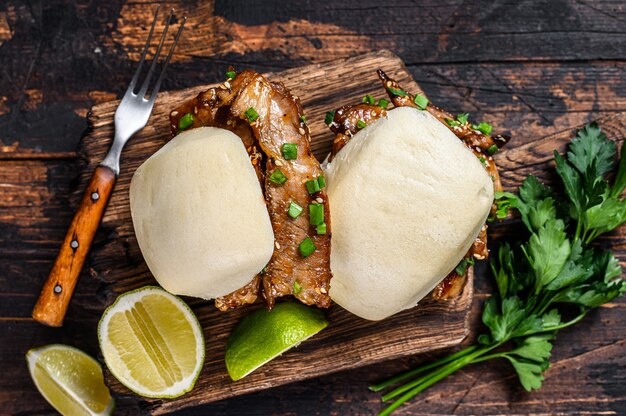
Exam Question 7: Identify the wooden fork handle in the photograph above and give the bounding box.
[32,165,117,327]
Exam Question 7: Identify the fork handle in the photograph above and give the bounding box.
[32,165,117,327]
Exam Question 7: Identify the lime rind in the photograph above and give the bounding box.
[26,344,114,416]
[225,302,329,381]
[98,286,205,399]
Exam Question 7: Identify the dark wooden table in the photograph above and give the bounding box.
[1,1,625,415]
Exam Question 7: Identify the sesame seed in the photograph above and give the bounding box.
[224,81,231,89]
[386,81,393,88]
[274,159,284,167]
[171,110,178,117]
[320,287,327,294]
[219,83,228,90]
[473,253,486,260]
[316,197,324,204]
[299,127,305,135]
[193,106,198,114]
[275,242,281,250]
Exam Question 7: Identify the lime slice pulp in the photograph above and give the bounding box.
[26,344,114,416]
[98,286,204,398]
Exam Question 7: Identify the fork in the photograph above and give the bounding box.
[32,8,186,327]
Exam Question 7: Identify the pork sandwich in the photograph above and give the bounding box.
[324,70,508,321]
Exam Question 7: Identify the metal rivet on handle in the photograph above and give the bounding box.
[70,239,79,249]
[54,284,62,294]
[91,191,100,201]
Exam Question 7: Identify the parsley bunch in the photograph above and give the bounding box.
[370,123,626,416]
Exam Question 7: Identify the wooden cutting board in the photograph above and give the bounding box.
[79,50,476,413]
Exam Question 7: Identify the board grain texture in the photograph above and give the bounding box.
[79,50,474,414]
[2,1,626,415]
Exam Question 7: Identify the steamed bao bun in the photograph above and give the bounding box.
[130,127,275,299]
[324,107,494,321]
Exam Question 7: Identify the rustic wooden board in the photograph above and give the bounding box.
[78,50,474,413]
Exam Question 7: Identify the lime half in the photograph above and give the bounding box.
[26,344,114,416]
[225,302,328,381]
[98,286,204,398]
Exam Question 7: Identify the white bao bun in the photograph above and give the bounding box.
[130,127,274,299]
[325,107,493,320]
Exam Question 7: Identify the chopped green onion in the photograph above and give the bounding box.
[455,257,475,275]
[178,113,194,130]
[300,115,307,125]
[305,175,325,194]
[487,144,499,155]
[413,94,429,110]
[456,113,469,124]
[288,201,303,219]
[305,179,321,194]
[293,280,302,294]
[387,87,408,97]
[299,237,316,258]
[378,98,390,109]
[479,157,487,165]
[226,70,236,80]
[472,121,493,135]
[309,203,325,226]
[282,143,298,160]
[362,94,376,105]
[324,111,335,126]
[269,169,287,185]
[316,223,327,235]
[260,265,267,275]
[445,117,460,127]
[356,120,367,129]
[245,107,259,123]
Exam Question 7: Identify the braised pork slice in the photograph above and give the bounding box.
[228,74,332,309]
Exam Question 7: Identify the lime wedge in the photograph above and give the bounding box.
[26,344,114,416]
[225,302,328,381]
[98,286,204,398]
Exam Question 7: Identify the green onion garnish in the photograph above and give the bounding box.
[472,121,493,135]
[269,169,287,185]
[293,280,302,294]
[282,143,298,160]
[456,113,469,124]
[487,144,499,155]
[455,257,475,275]
[479,157,487,165]
[299,237,316,258]
[356,120,367,129]
[317,175,326,188]
[178,113,194,130]
[413,94,429,110]
[362,94,376,105]
[445,117,460,127]
[226,70,236,80]
[305,179,321,194]
[245,107,259,123]
[324,111,335,126]
[387,87,408,97]
[316,223,327,235]
[309,204,325,226]
[288,201,303,219]
[300,115,307,125]
[378,98,390,109]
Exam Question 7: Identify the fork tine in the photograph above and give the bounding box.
[138,9,174,98]
[149,15,186,102]
[127,6,160,95]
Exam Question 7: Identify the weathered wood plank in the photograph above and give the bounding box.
[2,1,626,154]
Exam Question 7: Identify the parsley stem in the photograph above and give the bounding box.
[369,345,479,392]
[541,310,587,332]
[378,347,492,415]
[380,346,495,402]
